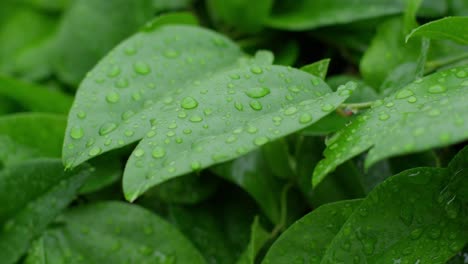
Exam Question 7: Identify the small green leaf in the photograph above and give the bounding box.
[0,113,66,167]
[267,0,405,31]
[63,25,353,201]
[262,200,361,264]
[0,159,91,264]
[25,201,206,264]
[406,16,468,45]
[301,58,330,80]
[53,0,153,86]
[313,66,468,186]
[0,75,73,113]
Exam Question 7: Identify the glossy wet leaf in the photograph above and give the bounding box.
[313,66,468,186]
[0,75,73,113]
[53,0,153,86]
[301,59,330,80]
[25,201,206,264]
[406,17,468,45]
[262,200,361,264]
[321,164,468,263]
[0,159,91,264]
[0,113,66,167]
[63,25,353,201]
[206,0,273,33]
[267,0,405,31]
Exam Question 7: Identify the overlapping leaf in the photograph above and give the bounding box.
[313,66,468,186]
[406,16,468,45]
[0,159,91,264]
[25,202,206,264]
[63,25,354,201]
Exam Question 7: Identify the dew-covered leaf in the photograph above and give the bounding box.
[266,0,405,31]
[320,166,467,263]
[262,200,361,264]
[63,25,353,201]
[406,17,468,45]
[53,0,153,86]
[301,59,330,80]
[0,159,91,264]
[0,75,73,113]
[0,113,66,167]
[24,201,206,264]
[313,66,468,186]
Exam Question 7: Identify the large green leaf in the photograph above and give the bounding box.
[0,159,91,264]
[406,17,468,45]
[53,0,153,86]
[24,201,206,264]
[262,200,361,264]
[265,147,468,263]
[0,113,66,167]
[0,75,73,113]
[266,0,404,31]
[313,66,468,186]
[63,25,353,201]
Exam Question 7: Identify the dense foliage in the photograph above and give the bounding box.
[0,0,467,263]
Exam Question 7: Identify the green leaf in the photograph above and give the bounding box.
[313,66,468,186]
[0,159,91,264]
[266,0,405,31]
[406,17,468,45]
[25,201,206,264]
[53,0,153,86]
[62,25,353,201]
[206,0,273,33]
[153,0,193,12]
[320,167,467,263]
[78,153,122,194]
[0,75,73,113]
[0,113,66,167]
[301,59,330,80]
[236,216,270,264]
[262,200,361,264]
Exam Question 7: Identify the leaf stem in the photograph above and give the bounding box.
[270,182,294,238]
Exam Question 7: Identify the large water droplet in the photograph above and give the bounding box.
[163,49,179,58]
[245,87,270,98]
[88,146,101,157]
[299,113,313,124]
[234,102,244,111]
[99,123,118,136]
[70,126,84,139]
[191,161,201,171]
[250,66,263,74]
[395,89,414,99]
[189,115,203,123]
[106,92,120,103]
[181,97,198,109]
[134,149,145,157]
[254,137,268,146]
[133,61,151,75]
[428,85,447,94]
[152,147,166,159]
[321,104,334,112]
[284,106,298,116]
[249,100,263,110]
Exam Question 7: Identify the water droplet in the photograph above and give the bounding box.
[299,113,313,124]
[106,92,120,103]
[379,113,390,121]
[245,87,270,98]
[288,85,300,93]
[88,146,101,157]
[455,70,466,78]
[407,96,417,103]
[234,102,244,111]
[163,49,179,58]
[247,126,258,134]
[181,97,198,109]
[134,149,145,157]
[321,104,334,112]
[152,147,166,159]
[107,66,121,77]
[225,135,237,143]
[254,137,268,146]
[428,85,447,94]
[133,61,151,75]
[183,128,192,134]
[191,161,201,171]
[429,227,441,239]
[284,106,298,116]
[395,89,414,99]
[439,132,451,143]
[230,74,240,80]
[125,130,134,137]
[122,110,135,121]
[77,111,87,119]
[410,228,423,240]
[203,108,213,115]
[124,45,137,55]
[99,123,118,136]
[189,115,203,122]
[115,78,129,88]
[249,100,263,110]
[250,66,263,74]
[70,126,84,139]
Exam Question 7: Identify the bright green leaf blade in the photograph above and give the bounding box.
[63,25,353,201]
[53,0,153,86]
[25,201,206,264]
[313,66,468,186]
[301,59,330,80]
[0,159,91,264]
[321,166,467,263]
[406,17,468,45]
[0,113,66,167]
[206,0,273,33]
[266,0,404,31]
[0,75,73,113]
[262,200,362,264]
[236,216,270,264]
